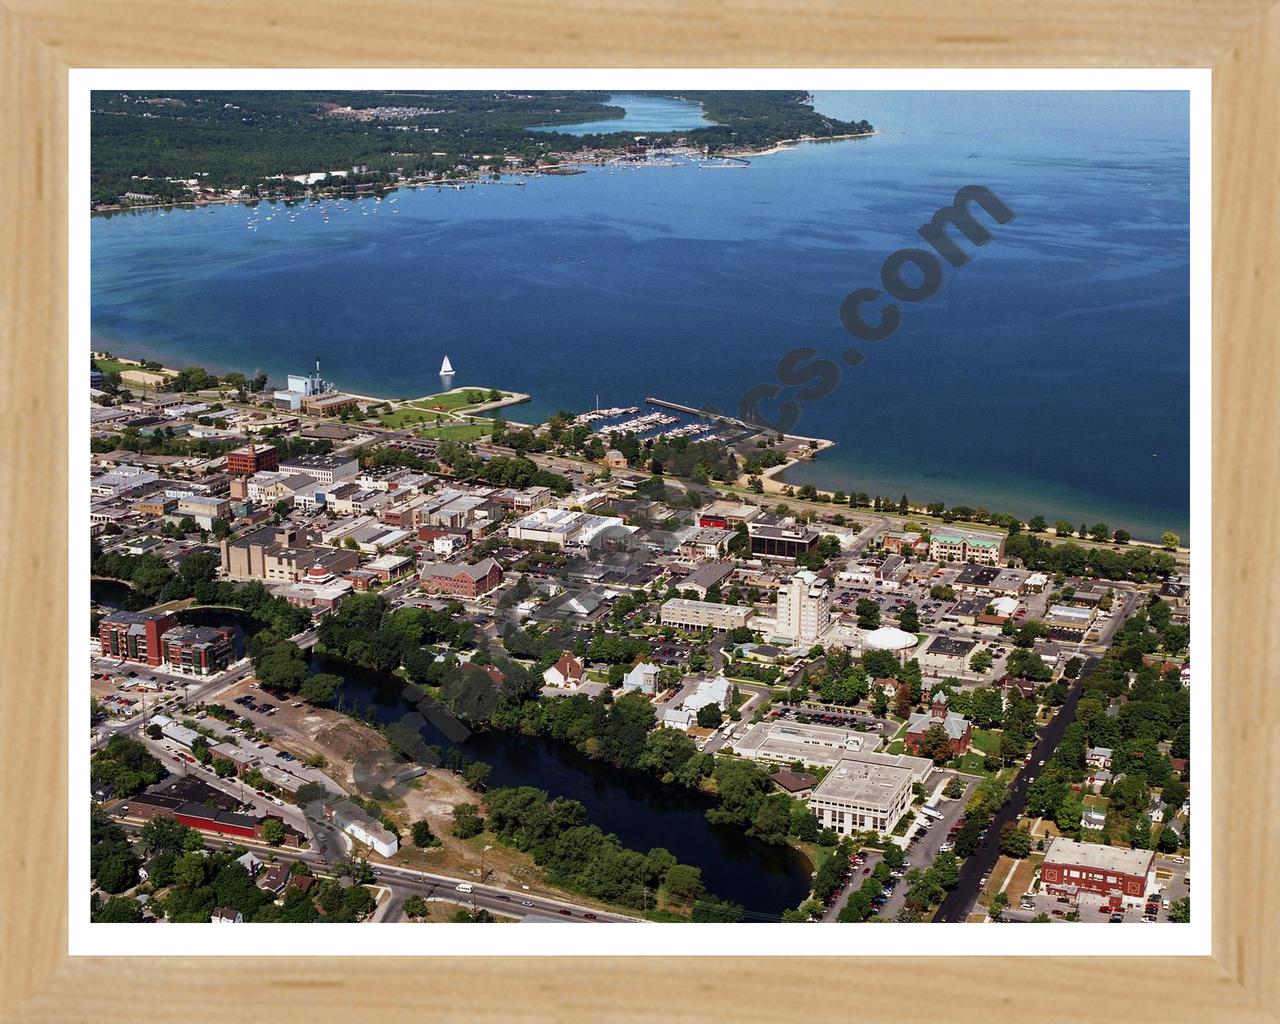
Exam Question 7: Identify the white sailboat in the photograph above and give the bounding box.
[440,355,454,375]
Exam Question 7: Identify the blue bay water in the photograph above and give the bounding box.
[529,92,715,134]
[91,91,1190,541]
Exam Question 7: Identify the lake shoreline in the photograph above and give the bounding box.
[91,337,1183,544]
[90,130,880,217]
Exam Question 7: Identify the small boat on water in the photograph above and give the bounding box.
[440,355,454,375]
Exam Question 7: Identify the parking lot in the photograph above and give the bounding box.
[877,771,976,919]
[91,660,195,721]
[998,853,1191,923]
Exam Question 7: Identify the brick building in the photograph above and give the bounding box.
[226,444,279,477]
[1040,837,1156,911]
[99,610,179,666]
[419,557,503,598]
[160,624,236,675]
[904,694,973,758]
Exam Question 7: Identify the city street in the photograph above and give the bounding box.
[934,665,1092,922]
[111,820,641,922]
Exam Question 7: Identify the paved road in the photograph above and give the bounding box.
[919,586,1145,920]
[702,681,772,753]
[112,819,640,922]
[369,864,639,924]
[933,663,1094,922]
[95,658,255,747]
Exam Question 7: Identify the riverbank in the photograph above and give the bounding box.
[216,677,641,916]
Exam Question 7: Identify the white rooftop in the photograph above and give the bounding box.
[862,626,918,651]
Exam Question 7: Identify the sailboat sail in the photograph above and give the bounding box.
[440,355,454,375]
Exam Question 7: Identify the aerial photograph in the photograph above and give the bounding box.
[86,87,1193,931]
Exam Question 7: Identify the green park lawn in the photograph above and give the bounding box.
[408,388,506,413]
[378,406,446,429]
[952,750,990,775]
[416,421,494,441]
[969,729,1000,755]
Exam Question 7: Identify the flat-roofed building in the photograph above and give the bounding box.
[929,527,1005,565]
[492,485,553,513]
[698,499,761,529]
[365,553,413,582]
[807,756,917,836]
[274,566,354,612]
[748,522,820,561]
[91,466,161,499]
[1044,603,1095,637]
[507,507,633,549]
[919,635,979,675]
[134,495,179,517]
[226,444,279,477]
[673,561,735,600]
[954,564,1001,591]
[887,529,930,554]
[279,452,359,486]
[301,392,360,417]
[678,527,735,561]
[176,494,232,529]
[160,624,235,675]
[421,490,494,529]
[735,719,883,768]
[775,570,831,642]
[1040,837,1156,910]
[220,525,358,582]
[99,610,179,666]
[660,598,751,632]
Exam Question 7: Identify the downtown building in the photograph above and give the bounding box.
[98,611,235,675]
[419,557,504,598]
[1040,837,1156,911]
[806,755,920,837]
[98,610,179,667]
[748,521,820,561]
[159,624,236,676]
[928,527,1006,565]
[775,570,831,643]
[225,443,279,477]
[660,597,752,632]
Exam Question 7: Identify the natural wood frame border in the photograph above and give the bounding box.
[2,3,1276,1020]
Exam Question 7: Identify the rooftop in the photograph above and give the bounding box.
[809,757,915,807]
[924,635,978,657]
[862,626,918,651]
[1044,837,1155,875]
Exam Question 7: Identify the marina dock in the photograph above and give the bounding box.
[645,397,756,431]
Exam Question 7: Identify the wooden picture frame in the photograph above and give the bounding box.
[1,2,1275,1019]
